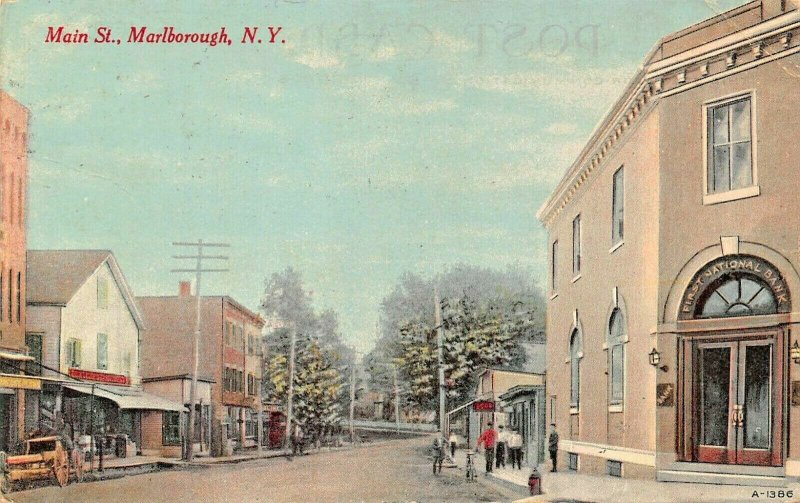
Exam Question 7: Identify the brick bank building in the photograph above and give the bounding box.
[537,0,800,485]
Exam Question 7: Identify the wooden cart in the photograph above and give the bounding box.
[0,436,83,493]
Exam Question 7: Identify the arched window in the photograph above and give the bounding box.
[570,329,581,409]
[697,274,777,319]
[608,309,625,405]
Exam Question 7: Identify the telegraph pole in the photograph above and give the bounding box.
[257,330,265,453]
[393,364,400,435]
[172,239,229,462]
[284,324,297,452]
[349,351,356,443]
[434,287,446,434]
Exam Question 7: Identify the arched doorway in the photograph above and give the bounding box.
[676,255,791,467]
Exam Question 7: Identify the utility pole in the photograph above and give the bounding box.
[257,331,265,453]
[393,364,400,435]
[172,239,229,462]
[284,324,297,451]
[349,351,356,443]
[434,287,446,434]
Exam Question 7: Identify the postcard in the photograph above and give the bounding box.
[0,1,797,502]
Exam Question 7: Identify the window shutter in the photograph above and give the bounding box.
[65,340,74,367]
[74,340,82,367]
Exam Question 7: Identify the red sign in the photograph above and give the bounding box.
[472,400,495,412]
[68,368,130,386]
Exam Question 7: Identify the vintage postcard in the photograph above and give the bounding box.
[0,0,797,502]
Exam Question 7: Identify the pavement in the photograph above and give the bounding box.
[453,449,800,503]
[10,436,507,503]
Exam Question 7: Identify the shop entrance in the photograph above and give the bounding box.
[694,337,777,465]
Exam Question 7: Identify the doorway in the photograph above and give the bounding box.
[693,336,780,466]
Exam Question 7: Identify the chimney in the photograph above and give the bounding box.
[179,281,192,297]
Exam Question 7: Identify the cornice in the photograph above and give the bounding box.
[537,12,800,229]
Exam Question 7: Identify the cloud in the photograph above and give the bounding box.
[294,49,342,69]
[431,30,472,53]
[369,46,398,62]
[542,121,578,135]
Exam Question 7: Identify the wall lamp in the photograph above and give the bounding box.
[648,348,668,373]
[791,341,800,364]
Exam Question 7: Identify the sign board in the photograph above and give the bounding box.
[472,400,495,412]
[0,374,41,391]
[68,368,130,386]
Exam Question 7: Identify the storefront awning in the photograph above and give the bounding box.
[62,384,186,412]
[0,352,34,362]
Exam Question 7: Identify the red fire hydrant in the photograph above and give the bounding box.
[528,468,542,496]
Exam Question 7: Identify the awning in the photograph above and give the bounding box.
[0,352,34,362]
[62,384,186,412]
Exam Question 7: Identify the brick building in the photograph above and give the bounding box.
[538,0,800,485]
[138,283,265,456]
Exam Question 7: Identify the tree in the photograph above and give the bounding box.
[366,264,545,414]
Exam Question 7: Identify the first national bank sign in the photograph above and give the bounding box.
[679,255,790,319]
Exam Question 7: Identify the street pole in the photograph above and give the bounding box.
[172,239,229,462]
[257,333,265,453]
[393,364,400,435]
[284,324,296,451]
[434,287,446,434]
[349,353,356,443]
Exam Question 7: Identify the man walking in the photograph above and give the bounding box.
[548,423,559,472]
[431,437,446,475]
[495,425,508,469]
[448,431,458,458]
[508,427,523,470]
[476,421,497,474]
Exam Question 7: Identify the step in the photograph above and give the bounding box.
[657,469,786,487]
[660,462,784,477]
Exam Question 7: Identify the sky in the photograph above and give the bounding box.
[0,0,743,353]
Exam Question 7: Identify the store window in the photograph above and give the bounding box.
[608,309,625,406]
[162,411,181,446]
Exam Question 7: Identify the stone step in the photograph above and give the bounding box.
[660,461,783,477]
[657,469,786,487]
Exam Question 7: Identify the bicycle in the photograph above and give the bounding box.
[465,449,477,482]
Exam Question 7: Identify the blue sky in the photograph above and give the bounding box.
[0,0,742,352]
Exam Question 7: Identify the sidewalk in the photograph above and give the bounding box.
[452,449,800,503]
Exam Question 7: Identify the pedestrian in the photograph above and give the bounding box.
[508,428,523,470]
[495,425,508,469]
[448,431,458,458]
[548,423,559,472]
[476,421,497,474]
[431,437,445,475]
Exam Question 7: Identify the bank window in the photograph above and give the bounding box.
[706,96,754,197]
[551,240,558,294]
[697,274,777,319]
[608,309,625,406]
[570,329,581,410]
[572,215,581,278]
[611,167,624,246]
[66,338,82,368]
[97,333,108,370]
[162,411,181,446]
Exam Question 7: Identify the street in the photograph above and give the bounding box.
[11,437,509,503]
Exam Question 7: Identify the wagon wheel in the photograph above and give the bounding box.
[53,449,69,487]
[70,448,84,483]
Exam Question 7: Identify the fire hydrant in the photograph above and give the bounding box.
[528,468,542,496]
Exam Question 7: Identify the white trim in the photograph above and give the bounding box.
[559,439,656,467]
[571,274,582,283]
[703,185,760,205]
[609,241,624,254]
[608,403,624,413]
[569,406,579,415]
[702,90,759,206]
[549,292,559,301]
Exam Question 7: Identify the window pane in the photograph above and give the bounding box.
[572,216,581,276]
[712,105,729,144]
[711,145,730,193]
[611,344,624,401]
[750,288,777,315]
[570,332,580,407]
[701,347,730,446]
[612,168,624,243]
[744,345,771,449]
[731,142,752,189]
[730,100,751,142]
[551,241,558,291]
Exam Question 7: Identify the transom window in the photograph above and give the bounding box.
[608,309,625,405]
[697,274,777,319]
[707,96,753,194]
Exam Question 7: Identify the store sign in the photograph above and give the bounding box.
[0,374,41,390]
[68,368,130,386]
[472,400,495,412]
